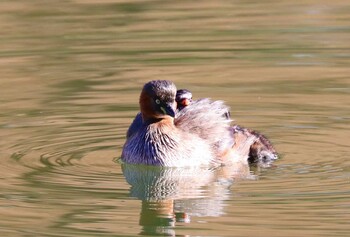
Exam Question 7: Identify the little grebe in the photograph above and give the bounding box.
[175,89,193,110]
[122,80,235,167]
[122,80,277,167]
[231,125,278,165]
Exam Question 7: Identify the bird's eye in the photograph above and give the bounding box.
[155,99,161,105]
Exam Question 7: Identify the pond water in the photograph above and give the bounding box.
[1,1,349,236]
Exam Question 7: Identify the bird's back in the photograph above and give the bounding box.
[175,98,234,156]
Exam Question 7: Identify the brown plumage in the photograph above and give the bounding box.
[122,80,233,167]
[122,80,277,167]
[126,88,193,139]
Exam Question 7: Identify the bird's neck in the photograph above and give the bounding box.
[142,115,174,126]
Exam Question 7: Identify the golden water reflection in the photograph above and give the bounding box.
[0,0,349,236]
[122,163,253,236]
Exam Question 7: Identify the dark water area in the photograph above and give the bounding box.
[0,1,349,236]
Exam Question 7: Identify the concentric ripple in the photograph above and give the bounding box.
[1,0,350,236]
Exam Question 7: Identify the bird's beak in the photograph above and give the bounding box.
[160,102,176,117]
[182,98,191,106]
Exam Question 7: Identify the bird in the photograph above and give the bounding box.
[122,80,238,167]
[231,125,278,165]
[175,89,193,111]
[122,80,277,167]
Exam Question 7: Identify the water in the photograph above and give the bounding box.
[1,1,349,236]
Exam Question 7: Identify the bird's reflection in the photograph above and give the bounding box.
[122,162,254,236]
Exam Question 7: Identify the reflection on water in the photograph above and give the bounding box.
[122,163,251,236]
[1,0,350,236]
